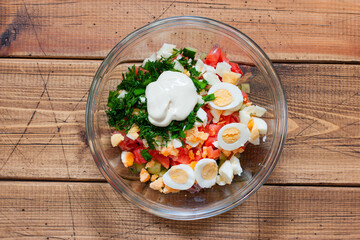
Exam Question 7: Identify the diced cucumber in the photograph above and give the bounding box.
[158,169,168,177]
[183,47,197,59]
[219,152,227,162]
[147,161,162,175]
[240,83,250,93]
[218,153,227,168]
[134,163,145,172]
[199,52,207,60]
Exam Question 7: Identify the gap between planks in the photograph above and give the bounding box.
[1,56,360,65]
[0,177,360,189]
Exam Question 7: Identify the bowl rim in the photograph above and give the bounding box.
[86,16,288,220]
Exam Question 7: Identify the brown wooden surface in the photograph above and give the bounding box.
[0,182,359,239]
[1,59,359,185]
[1,0,360,239]
[0,0,360,61]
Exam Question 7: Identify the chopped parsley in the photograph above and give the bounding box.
[202,93,216,102]
[140,149,153,162]
[106,48,208,150]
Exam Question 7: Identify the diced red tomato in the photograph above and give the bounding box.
[148,150,170,169]
[173,154,191,165]
[170,147,191,165]
[219,50,230,63]
[231,112,240,122]
[198,124,209,135]
[219,115,238,124]
[170,159,181,166]
[205,45,221,67]
[204,136,217,147]
[193,147,203,161]
[242,90,250,104]
[229,62,243,75]
[133,148,147,164]
[208,124,222,137]
[118,135,138,151]
[206,146,221,159]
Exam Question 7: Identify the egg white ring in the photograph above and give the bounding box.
[163,164,195,190]
[208,83,243,110]
[194,158,218,188]
[217,123,250,151]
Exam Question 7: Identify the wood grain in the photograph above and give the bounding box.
[0,59,359,185]
[0,0,360,61]
[0,181,358,239]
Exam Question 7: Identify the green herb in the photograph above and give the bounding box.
[189,67,201,77]
[196,116,203,123]
[130,168,138,173]
[202,93,216,102]
[140,149,153,162]
[179,131,186,139]
[133,88,145,96]
[106,47,205,149]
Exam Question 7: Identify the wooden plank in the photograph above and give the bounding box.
[0,181,359,239]
[0,0,360,61]
[0,59,359,184]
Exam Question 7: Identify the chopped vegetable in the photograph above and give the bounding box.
[183,47,197,59]
[107,44,267,194]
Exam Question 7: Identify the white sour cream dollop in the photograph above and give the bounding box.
[145,71,197,127]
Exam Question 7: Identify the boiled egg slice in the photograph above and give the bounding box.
[156,43,176,59]
[194,107,208,127]
[217,160,234,184]
[244,105,267,117]
[163,164,195,190]
[217,123,250,151]
[194,158,218,188]
[207,83,243,110]
[121,151,135,168]
[209,106,223,123]
[253,117,267,134]
[240,105,267,125]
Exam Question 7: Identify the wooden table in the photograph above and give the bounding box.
[1,0,359,239]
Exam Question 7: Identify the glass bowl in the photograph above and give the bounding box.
[86,16,287,220]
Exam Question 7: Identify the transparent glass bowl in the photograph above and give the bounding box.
[86,16,287,220]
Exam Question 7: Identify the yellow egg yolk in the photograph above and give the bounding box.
[213,89,233,107]
[201,162,218,180]
[169,168,188,184]
[222,127,241,144]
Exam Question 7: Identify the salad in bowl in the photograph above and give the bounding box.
[107,43,268,194]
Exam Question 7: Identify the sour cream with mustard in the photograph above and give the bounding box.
[145,71,198,127]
